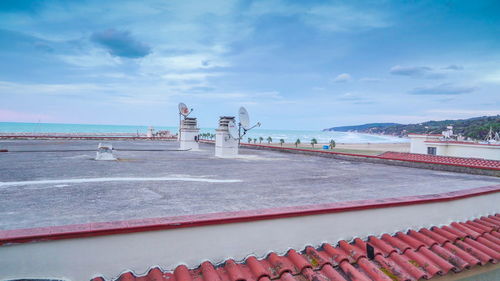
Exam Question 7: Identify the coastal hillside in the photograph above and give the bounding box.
[324,115,500,140]
[323,123,400,132]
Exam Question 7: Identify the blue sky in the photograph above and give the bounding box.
[0,0,499,130]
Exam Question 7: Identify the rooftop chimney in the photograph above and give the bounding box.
[215,116,238,158]
[180,117,200,151]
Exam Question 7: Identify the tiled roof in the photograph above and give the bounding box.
[378,152,500,170]
[94,214,500,281]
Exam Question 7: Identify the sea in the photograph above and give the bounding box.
[0,122,409,144]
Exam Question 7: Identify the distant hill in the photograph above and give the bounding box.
[324,116,500,140]
[323,123,401,132]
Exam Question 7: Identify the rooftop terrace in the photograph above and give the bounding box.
[1,139,499,231]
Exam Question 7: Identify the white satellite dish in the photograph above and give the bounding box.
[239,107,250,130]
[227,119,239,139]
[178,102,190,117]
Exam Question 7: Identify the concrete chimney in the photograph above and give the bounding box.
[180,117,200,150]
[215,116,238,158]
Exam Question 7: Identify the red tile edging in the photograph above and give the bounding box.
[224,142,500,171]
[1,184,499,246]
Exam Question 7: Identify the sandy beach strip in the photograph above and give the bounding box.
[243,142,411,155]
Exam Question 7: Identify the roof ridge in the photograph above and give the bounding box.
[95,214,500,281]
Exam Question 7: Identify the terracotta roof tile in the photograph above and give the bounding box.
[395,232,426,251]
[381,234,412,254]
[432,227,459,241]
[378,152,500,170]
[94,215,500,281]
[441,242,480,267]
[482,232,500,245]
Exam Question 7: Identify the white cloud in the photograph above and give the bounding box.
[162,72,222,82]
[0,81,106,95]
[409,83,476,95]
[139,53,230,77]
[0,109,55,122]
[57,48,122,68]
[248,1,390,32]
[427,109,500,116]
[303,5,390,31]
[359,77,382,82]
[481,70,500,84]
[333,73,352,83]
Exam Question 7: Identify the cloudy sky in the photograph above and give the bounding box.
[0,0,499,130]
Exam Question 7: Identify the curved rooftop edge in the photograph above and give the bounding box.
[1,184,499,245]
[94,214,500,281]
[234,142,500,171]
[1,185,499,281]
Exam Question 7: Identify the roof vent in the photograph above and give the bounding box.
[95,143,116,161]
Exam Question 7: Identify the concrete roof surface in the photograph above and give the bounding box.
[1,140,499,230]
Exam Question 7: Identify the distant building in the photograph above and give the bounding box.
[408,131,500,160]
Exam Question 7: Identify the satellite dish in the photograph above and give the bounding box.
[238,107,250,130]
[227,119,239,139]
[178,103,190,116]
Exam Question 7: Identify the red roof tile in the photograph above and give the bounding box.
[378,152,500,170]
[96,215,500,281]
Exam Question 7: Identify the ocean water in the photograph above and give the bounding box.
[0,122,408,144]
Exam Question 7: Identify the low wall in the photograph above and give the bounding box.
[0,185,498,281]
[0,135,177,141]
[204,141,500,177]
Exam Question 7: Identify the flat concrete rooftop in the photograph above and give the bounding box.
[0,139,499,230]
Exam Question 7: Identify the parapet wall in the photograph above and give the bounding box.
[0,185,499,280]
[206,142,500,177]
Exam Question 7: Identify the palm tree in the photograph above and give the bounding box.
[253,138,257,144]
[259,136,264,144]
[279,139,285,147]
[248,137,252,143]
[329,139,336,149]
[295,138,301,147]
[266,136,272,144]
[210,134,215,140]
[311,138,318,148]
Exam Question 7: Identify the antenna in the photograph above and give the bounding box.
[178,103,191,117]
[237,106,261,144]
[239,107,250,130]
[178,102,193,141]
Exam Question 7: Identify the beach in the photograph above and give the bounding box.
[244,141,410,155]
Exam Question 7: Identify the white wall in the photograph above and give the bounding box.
[409,135,440,154]
[409,134,500,160]
[435,144,500,160]
[180,129,199,150]
[0,192,498,281]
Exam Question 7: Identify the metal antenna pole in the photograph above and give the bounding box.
[238,123,242,146]
[178,113,181,141]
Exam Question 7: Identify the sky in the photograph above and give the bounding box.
[0,0,499,130]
